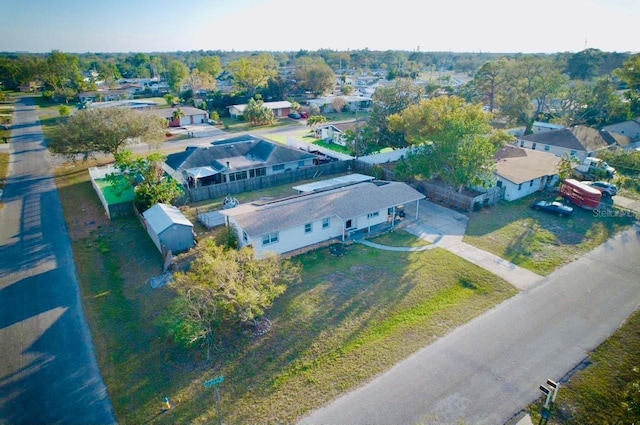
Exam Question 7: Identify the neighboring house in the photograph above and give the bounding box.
[315,119,366,146]
[149,106,209,127]
[142,203,195,254]
[164,135,317,187]
[220,180,425,257]
[228,101,292,119]
[307,96,372,114]
[515,125,632,162]
[493,146,562,201]
[602,119,640,148]
[19,81,42,92]
[87,99,158,110]
[78,89,134,103]
[531,121,565,134]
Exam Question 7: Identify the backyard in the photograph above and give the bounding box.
[54,160,518,424]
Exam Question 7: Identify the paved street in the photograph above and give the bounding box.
[300,203,640,425]
[0,98,116,424]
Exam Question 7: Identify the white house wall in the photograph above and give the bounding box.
[232,216,343,257]
[500,177,546,201]
[516,140,587,161]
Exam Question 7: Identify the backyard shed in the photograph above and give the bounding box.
[142,203,195,254]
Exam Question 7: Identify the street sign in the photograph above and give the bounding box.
[204,376,225,388]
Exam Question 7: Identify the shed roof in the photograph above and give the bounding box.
[220,181,424,236]
[143,203,193,234]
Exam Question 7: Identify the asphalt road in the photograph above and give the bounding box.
[0,98,116,424]
[299,226,640,425]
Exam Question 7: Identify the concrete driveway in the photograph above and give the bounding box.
[359,199,543,290]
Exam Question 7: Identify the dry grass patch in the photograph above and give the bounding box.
[55,164,518,424]
[464,194,636,275]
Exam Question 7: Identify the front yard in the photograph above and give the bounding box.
[55,160,517,424]
[464,193,636,275]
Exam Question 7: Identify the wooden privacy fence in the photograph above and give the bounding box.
[186,160,353,202]
[417,181,504,212]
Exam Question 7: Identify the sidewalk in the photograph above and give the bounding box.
[358,199,543,291]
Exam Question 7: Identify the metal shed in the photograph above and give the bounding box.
[142,203,195,254]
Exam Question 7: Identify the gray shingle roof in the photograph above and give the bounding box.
[220,181,425,236]
[165,136,316,172]
[518,125,620,152]
[494,146,561,184]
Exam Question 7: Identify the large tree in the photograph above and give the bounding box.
[227,53,279,97]
[614,54,640,117]
[294,57,336,96]
[40,50,84,102]
[363,78,425,150]
[391,96,512,192]
[49,107,167,160]
[167,60,189,93]
[165,241,301,358]
[196,55,222,79]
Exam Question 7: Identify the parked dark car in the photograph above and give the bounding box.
[288,112,301,119]
[583,180,618,197]
[530,200,574,217]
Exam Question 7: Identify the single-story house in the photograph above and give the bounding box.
[220,180,425,257]
[86,99,158,110]
[149,106,209,127]
[314,119,367,146]
[142,203,195,254]
[493,146,562,201]
[78,89,134,103]
[307,96,372,114]
[531,121,565,134]
[515,125,632,162]
[227,101,292,119]
[602,119,640,147]
[164,135,317,187]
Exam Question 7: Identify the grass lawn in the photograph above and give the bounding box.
[528,306,640,424]
[54,161,518,424]
[369,229,431,248]
[464,193,636,275]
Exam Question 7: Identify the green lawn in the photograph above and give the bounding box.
[464,193,636,275]
[529,307,640,424]
[55,163,517,424]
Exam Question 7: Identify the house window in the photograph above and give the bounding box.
[304,223,312,234]
[298,161,306,167]
[497,181,503,188]
[262,232,279,245]
[229,171,247,181]
[345,219,353,229]
[544,145,550,151]
[243,231,248,242]
[518,183,522,190]
[570,150,577,156]
[529,180,534,187]
[272,164,285,172]
[322,218,330,229]
[532,143,537,150]
[367,211,380,219]
[249,168,266,178]
[520,141,524,147]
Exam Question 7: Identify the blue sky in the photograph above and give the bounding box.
[1,0,638,53]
